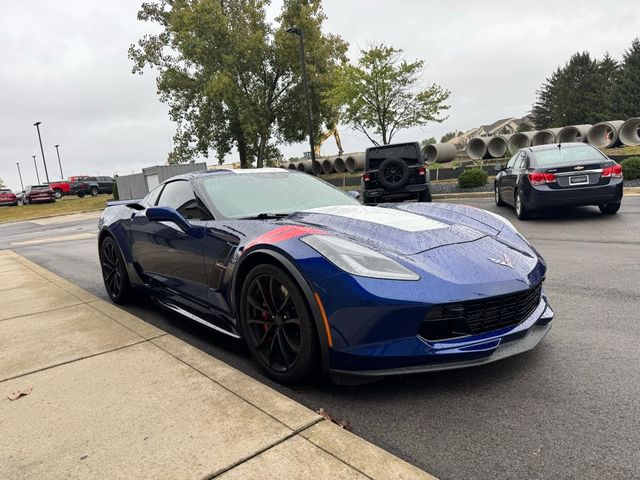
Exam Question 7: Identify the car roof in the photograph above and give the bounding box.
[168,167,292,182]
[524,142,595,153]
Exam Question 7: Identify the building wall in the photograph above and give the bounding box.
[115,162,207,200]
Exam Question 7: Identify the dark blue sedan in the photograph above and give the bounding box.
[98,169,554,383]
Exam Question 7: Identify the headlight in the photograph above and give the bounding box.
[301,235,420,281]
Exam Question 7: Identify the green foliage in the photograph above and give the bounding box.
[440,131,460,143]
[421,137,437,147]
[612,39,640,118]
[517,122,533,132]
[328,43,450,146]
[129,0,347,168]
[620,157,640,180]
[532,39,640,129]
[458,168,488,188]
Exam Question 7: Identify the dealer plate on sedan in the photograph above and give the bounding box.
[569,175,589,185]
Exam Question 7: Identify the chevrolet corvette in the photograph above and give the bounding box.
[98,169,554,383]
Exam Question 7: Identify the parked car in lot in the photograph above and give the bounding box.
[0,188,18,206]
[71,176,114,197]
[495,143,624,219]
[47,180,72,199]
[98,168,553,384]
[361,141,432,205]
[23,185,56,205]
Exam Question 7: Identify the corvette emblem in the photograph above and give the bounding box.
[574,165,585,170]
[488,254,514,269]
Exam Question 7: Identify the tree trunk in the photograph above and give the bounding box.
[256,134,267,169]
[237,131,248,169]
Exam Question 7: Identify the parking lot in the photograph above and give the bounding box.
[1,196,639,480]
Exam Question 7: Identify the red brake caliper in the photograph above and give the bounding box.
[262,303,270,333]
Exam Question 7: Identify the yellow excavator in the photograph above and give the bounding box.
[314,125,344,156]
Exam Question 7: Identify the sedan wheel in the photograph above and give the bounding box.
[599,202,621,215]
[240,265,318,383]
[100,237,132,304]
[515,191,530,220]
[494,184,505,206]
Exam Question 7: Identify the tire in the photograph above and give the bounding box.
[90,186,99,197]
[53,188,63,199]
[77,192,85,198]
[494,183,505,206]
[100,236,133,304]
[378,157,410,191]
[240,264,319,384]
[23,197,28,205]
[417,188,432,202]
[599,202,621,215]
[515,190,530,220]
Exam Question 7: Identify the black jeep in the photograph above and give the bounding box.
[361,142,431,205]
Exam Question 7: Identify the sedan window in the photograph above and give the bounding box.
[533,145,605,166]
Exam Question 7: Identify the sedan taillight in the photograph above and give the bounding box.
[602,164,623,178]
[528,172,556,186]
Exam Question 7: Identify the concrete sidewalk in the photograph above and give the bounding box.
[0,250,436,480]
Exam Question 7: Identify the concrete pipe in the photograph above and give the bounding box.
[619,117,640,146]
[487,136,509,158]
[334,156,346,173]
[297,160,312,173]
[345,153,365,172]
[467,137,488,160]
[311,160,323,175]
[423,142,457,163]
[587,121,625,149]
[321,157,336,175]
[531,128,562,146]
[508,131,538,153]
[287,162,298,170]
[557,125,592,143]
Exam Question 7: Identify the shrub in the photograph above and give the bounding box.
[458,168,488,188]
[620,156,640,180]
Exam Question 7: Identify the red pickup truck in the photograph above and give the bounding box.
[47,180,72,199]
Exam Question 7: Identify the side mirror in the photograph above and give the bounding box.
[347,190,361,199]
[146,206,192,233]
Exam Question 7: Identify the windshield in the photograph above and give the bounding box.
[197,171,359,219]
[534,145,605,166]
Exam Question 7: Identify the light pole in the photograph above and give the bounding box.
[32,155,41,184]
[33,121,50,183]
[54,144,64,179]
[16,163,24,191]
[286,26,316,175]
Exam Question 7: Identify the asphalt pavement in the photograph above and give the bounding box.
[1,198,639,480]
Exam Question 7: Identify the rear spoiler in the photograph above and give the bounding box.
[106,199,144,210]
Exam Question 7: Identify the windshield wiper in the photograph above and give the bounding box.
[240,212,291,220]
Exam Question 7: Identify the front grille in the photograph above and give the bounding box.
[419,283,543,341]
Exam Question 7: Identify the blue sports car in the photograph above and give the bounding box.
[98,169,554,383]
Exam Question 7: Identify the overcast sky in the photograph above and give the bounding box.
[1,0,638,191]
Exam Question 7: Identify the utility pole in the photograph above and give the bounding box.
[33,121,50,183]
[286,26,316,175]
[32,155,41,184]
[16,163,24,191]
[54,144,64,179]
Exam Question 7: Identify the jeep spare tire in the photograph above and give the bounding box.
[378,157,410,190]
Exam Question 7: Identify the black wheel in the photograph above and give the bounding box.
[599,202,620,214]
[77,192,86,198]
[515,190,530,220]
[90,186,99,197]
[240,264,319,384]
[494,183,505,206]
[100,236,132,304]
[378,157,409,190]
[417,188,432,202]
[53,188,63,199]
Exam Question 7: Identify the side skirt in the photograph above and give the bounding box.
[154,297,242,339]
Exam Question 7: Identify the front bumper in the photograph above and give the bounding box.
[329,296,554,377]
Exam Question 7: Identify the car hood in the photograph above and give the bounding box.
[287,204,514,256]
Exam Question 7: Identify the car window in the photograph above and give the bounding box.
[533,145,606,166]
[144,184,163,207]
[157,180,203,220]
[506,152,520,169]
[514,153,527,169]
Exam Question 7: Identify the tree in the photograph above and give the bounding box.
[129,0,347,168]
[612,38,640,119]
[421,137,436,147]
[440,131,460,143]
[328,43,450,146]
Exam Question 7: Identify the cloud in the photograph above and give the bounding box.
[1,0,638,190]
